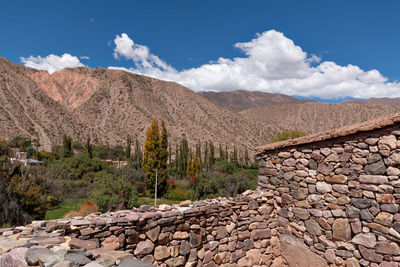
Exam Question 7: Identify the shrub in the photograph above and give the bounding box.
[78,201,98,216]
[164,188,188,201]
[90,171,138,212]
[214,159,238,174]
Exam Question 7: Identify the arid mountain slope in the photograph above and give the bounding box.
[199,90,308,112]
[0,58,259,150]
[241,102,400,144]
[0,58,88,151]
[2,57,400,151]
[342,97,400,106]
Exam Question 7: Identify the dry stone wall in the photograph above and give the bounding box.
[257,124,400,266]
[2,191,302,267]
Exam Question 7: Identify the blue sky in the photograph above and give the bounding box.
[1,0,400,100]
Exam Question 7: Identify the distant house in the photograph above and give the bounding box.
[10,151,45,166]
[106,159,128,168]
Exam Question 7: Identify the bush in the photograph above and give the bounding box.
[90,171,138,212]
[164,188,188,201]
[270,130,307,143]
[49,155,107,180]
[214,159,238,174]
[191,173,227,200]
[78,201,98,216]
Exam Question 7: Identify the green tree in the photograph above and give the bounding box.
[90,171,137,212]
[86,137,93,159]
[125,136,132,160]
[134,139,142,168]
[159,120,169,195]
[142,120,160,193]
[62,135,73,158]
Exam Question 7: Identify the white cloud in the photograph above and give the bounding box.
[20,53,85,74]
[109,30,400,99]
[80,56,90,60]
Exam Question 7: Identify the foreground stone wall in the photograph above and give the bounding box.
[3,191,306,267]
[257,124,400,266]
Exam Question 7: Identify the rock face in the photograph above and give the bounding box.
[280,234,328,267]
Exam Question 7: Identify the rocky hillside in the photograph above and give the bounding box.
[342,97,400,106]
[199,90,308,112]
[2,57,400,151]
[241,102,400,144]
[0,58,259,150]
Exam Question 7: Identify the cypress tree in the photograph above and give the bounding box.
[125,136,132,160]
[244,146,250,167]
[209,141,215,167]
[168,145,172,165]
[86,136,93,159]
[175,144,179,171]
[225,145,228,161]
[142,120,160,193]
[159,120,169,195]
[135,139,142,168]
[186,157,193,178]
[219,144,224,160]
[204,141,209,171]
[192,156,201,176]
[62,134,73,158]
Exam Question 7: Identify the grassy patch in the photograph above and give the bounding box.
[137,197,183,206]
[44,198,86,220]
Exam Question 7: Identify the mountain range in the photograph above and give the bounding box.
[1,57,400,151]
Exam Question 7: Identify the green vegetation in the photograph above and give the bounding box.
[1,125,258,223]
[45,198,86,220]
[270,130,307,143]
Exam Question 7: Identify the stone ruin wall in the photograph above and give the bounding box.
[257,124,400,266]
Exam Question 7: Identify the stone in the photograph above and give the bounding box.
[216,226,228,239]
[292,208,310,220]
[166,255,185,267]
[326,175,347,184]
[309,159,318,169]
[69,238,97,250]
[146,226,160,242]
[378,135,397,150]
[352,233,376,248]
[0,238,28,254]
[134,240,154,256]
[376,194,396,204]
[359,209,374,221]
[374,212,393,227]
[324,249,336,263]
[332,218,351,241]
[96,257,115,266]
[359,246,383,263]
[375,242,400,255]
[317,163,334,175]
[346,205,360,218]
[365,161,387,175]
[119,258,155,267]
[65,253,91,266]
[154,246,170,260]
[359,175,388,184]
[351,198,371,209]
[345,257,361,267]
[0,247,28,267]
[173,232,189,239]
[305,219,322,236]
[388,152,400,166]
[250,229,271,240]
[279,234,328,266]
[316,182,332,193]
[293,188,308,200]
[180,240,191,255]
[54,260,74,267]
[381,204,399,213]
[387,166,400,176]
[102,234,124,250]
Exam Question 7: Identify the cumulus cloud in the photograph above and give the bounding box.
[109,30,400,99]
[80,56,90,60]
[20,53,85,74]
